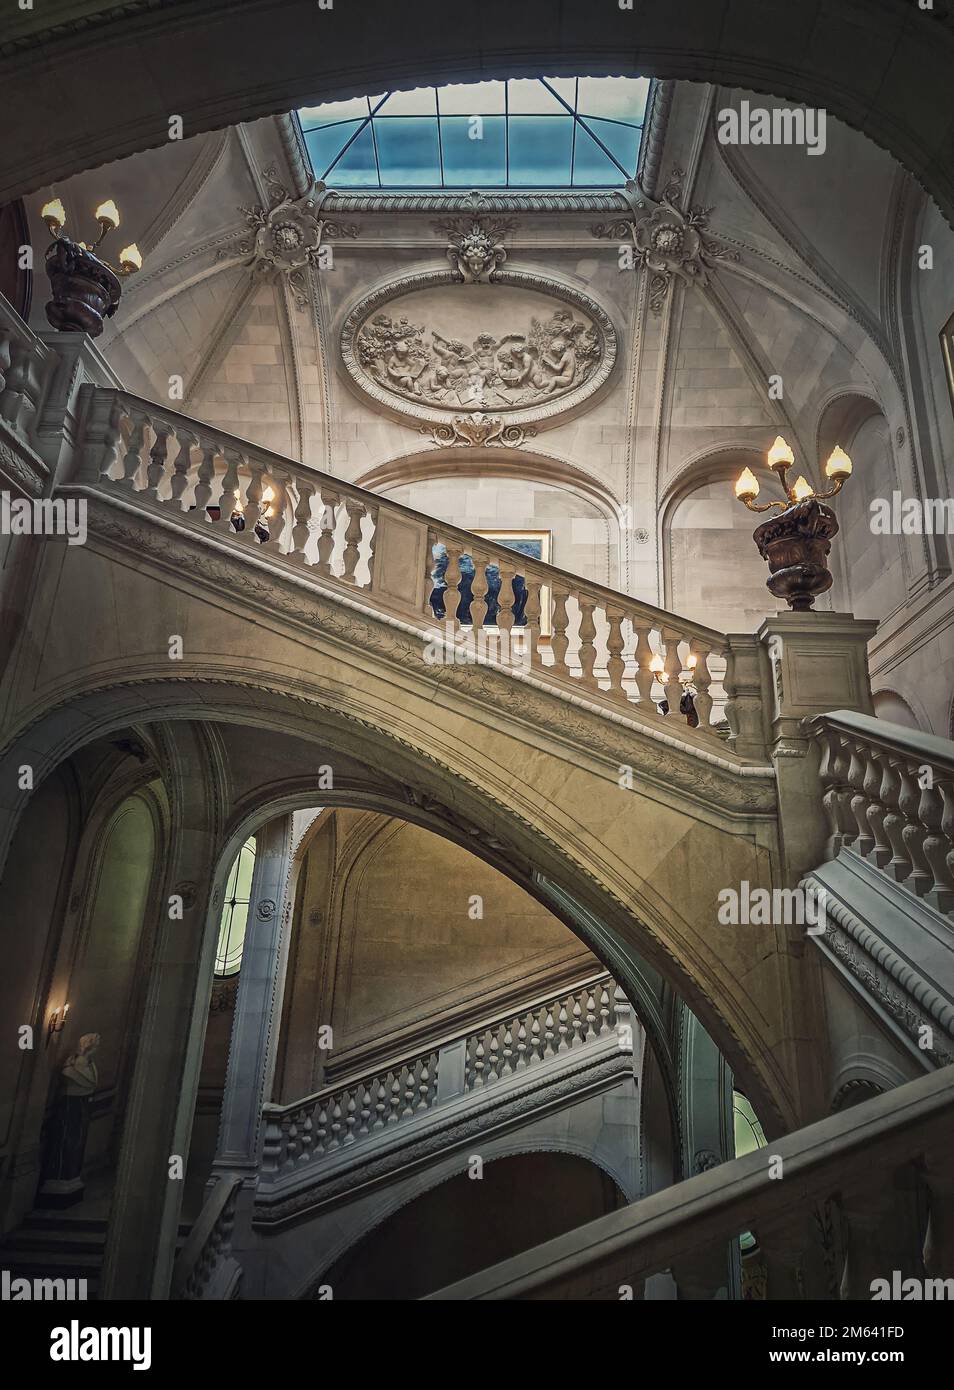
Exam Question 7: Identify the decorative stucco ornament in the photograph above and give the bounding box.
[239,169,359,311]
[592,169,739,314]
[436,215,513,283]
[418,413,537,448]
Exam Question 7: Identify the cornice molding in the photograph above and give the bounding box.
[319,189,633,215]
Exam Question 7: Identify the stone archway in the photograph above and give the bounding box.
[0,671,796,1135]
[5,2,954,227]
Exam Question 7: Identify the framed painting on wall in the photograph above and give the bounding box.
[474,529,552,637]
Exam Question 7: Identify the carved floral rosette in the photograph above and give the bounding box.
[339,268,618,435]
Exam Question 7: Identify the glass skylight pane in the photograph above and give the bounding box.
[582,116,640,175]
[543,76,577,105]
[305,122,364,179]
[328,124,379,185]
[299,96,370,128]
[440,116,507,185]
[437,80,506,115]
[380,87,437,116]
[374,116,441,185]
[572,125,623,185]
[577,75,650,122]
[508,115,573,185]
[507,78,564,114]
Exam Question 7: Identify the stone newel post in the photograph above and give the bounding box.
[757,612,878,884]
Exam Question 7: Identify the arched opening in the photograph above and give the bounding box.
[315,1151,626,1299]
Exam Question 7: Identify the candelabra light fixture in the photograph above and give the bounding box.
[47,1002,70,1045]
[41,196,143,338]
[734,436,854,611]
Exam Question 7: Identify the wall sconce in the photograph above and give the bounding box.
[41,194,143,338]
[47,1003,69,1044]
[734,436,854,611]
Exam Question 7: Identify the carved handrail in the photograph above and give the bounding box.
[427,1064,954,1300]
[260,972,626,1176]
[806,709,954,916]
[170,1172,242,1300]
[68,385,767,758]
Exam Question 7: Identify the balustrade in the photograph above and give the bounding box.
[260,972,627,1179]
[68,385,763,758]
[808,711,954,917]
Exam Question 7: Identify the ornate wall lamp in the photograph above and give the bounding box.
[734,436,853,611]
[41,197,142,337]
[47,1002,70,1045]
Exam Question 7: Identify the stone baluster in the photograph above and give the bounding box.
[577,598,599,688]
[690,646,714,731]
[264,468,290,548]
[417,1058,431,1110]
[543,1005,556,1057]
[941,780,954,896]
[882,757,911,881]
[633,623,656,714]
[515,1015,528,1069]
[549,585,572,676]
[442,545,466,629]
[487,1027,501,1082]
[468,548,492,633]
[470,1034,486,1089]
[0,334,44,437]
[314,1104,328,1154]
[494,557,517,637]
[118,413,147,490]
[143,419,172,501]
[816,728,850,858]
[388,1074,402,1125]
[289,477,316,563]
[218,448,243,528]
[662,627,684,714]
[864,748,894,868]
[373,1081,387,1130]
[237,458,265,542]
[923,778,954,914]
[847,740,875,857]
[316,490,339,573]
[341,497,364,582]
[899,761,934,897]
[523,573,544,668]
[298,1111,314,1164]
[605,606,626,695]
[193,442,217,516]
[529,1009,542,1062]
[168,429,196,509]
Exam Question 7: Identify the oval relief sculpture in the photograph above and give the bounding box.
[340,270,617,434]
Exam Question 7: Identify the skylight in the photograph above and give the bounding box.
[298,77,650,189]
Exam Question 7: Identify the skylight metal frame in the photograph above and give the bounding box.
[297,77,650,190]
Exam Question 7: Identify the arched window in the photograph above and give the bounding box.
[215,836,255,976]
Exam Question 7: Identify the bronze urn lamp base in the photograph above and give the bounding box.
[752,496,838,612]
[39,198,142,338]
[44,237,122,337]
[735,437,853,612]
